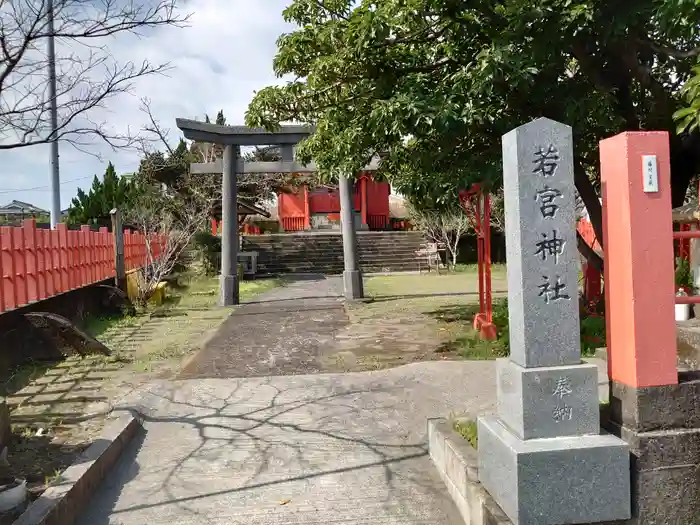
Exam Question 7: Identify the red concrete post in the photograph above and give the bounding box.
[303,186,311,229]
[601,131,677,387]
[583,263,602,304]
[360,176,368,227]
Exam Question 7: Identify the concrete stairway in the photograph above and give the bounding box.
[242,231,427,274]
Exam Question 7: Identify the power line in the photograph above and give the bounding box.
[0,175,94,195]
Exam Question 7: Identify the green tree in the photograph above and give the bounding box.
[246,0,700,268]
[675,65,700,134]
[68,162,136,226]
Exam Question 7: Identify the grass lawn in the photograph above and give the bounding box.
[82,274,281,369]
[342,266,510,364]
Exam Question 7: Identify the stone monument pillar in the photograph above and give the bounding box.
[477,118,631,525]
[601,132,700,524]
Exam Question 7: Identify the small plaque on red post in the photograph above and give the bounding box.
[642,155,659,193]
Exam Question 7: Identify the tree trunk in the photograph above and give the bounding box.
[574,161,605,272]
[0,400,10,451]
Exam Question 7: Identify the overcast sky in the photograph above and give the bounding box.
[0,0,295,210]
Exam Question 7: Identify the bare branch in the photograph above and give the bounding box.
[407,203,472,269]
[0,0,190,151]
[635,36,700,59]
[125,171,219,304]
[138,97,173,154]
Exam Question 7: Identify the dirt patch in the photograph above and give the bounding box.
[0,275,280,510]
[320,270,509,372]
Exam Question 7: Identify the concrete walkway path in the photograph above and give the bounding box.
[179,274,348,378]
[77,361,498,525]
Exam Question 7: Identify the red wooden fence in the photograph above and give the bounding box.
[281,217,306,232]
[0,219,163,314]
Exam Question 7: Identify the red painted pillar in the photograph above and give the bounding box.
[303,185,311,229]
[601,131,677,387]
[583,263,602,304]
[360,176,368,228]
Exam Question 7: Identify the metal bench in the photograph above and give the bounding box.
[415,242,444,274]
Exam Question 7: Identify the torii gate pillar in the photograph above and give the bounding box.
[339,174,364,300]
[220,144,240,306]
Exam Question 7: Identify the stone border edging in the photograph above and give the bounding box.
[427,417,511,525]
[12,413,141,525]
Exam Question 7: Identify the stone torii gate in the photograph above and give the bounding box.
[175,118,368,305]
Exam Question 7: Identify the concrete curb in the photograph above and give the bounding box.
[12,413,142,525]
[427,418,511,525]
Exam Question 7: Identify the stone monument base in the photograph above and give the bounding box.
[478,416,631,525]
[496,359,600,440]
[606,376,700,524]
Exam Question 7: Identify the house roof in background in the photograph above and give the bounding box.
[0,200,49,215]
[237,200,271,218]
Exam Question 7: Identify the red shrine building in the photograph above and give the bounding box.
[277,173,391,231]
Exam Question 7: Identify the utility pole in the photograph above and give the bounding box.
[47,0,61,228]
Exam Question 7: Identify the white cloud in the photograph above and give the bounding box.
[0,0,295,210]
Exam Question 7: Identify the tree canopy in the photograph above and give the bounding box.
[246,0,700,260]
[67,162,136,226]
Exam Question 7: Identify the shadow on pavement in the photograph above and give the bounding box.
[77,377,461,524]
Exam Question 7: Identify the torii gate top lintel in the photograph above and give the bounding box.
[175,118,315,147]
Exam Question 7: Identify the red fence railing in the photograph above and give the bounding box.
[282,217,306,232]
[368,215,389,230]
[0,219,163,314]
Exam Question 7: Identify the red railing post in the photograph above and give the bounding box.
[0,228,8,312]
[14,226,27,306]
[80,225,93,284]
[124,229,131,270]
[70,229,79,289]
[460,185,496,340]
[45,227,55,297]
[1,227,16,310]
[0,228,4,313]
[98,227,108,280]
[483,191,493,326]
[36,225,47,301]
[57,223,67,292]
[22,219,38,303]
